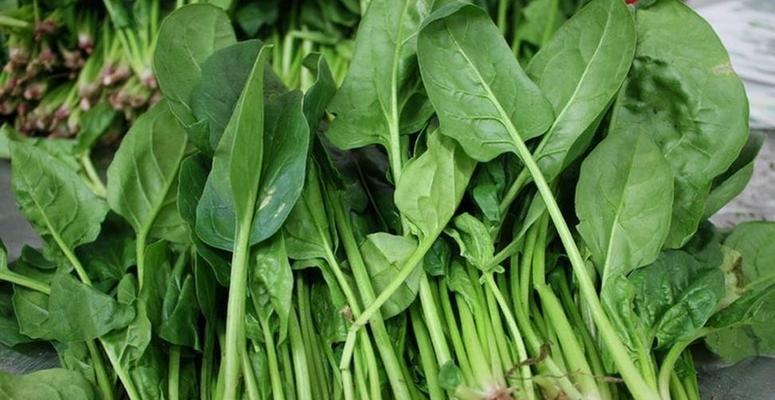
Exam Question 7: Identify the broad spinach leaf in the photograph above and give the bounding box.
[576,131,674,284]
[326,0,434,156]
[417,1,554,162]
[361,233,421,319]
[0,368,95,399]
[610,0,749,247]
[526,0,636,181]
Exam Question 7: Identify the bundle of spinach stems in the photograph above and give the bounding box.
[1,0,773,400]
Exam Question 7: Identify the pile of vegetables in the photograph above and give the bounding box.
[1,0,773,400]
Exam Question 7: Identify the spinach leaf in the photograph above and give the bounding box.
[106,100,189,247]
[0,368,95,400]
[249,235,294,341]
[610,0,749,248]
[178,153,231,285]
[526,0,636,181]
[705,222,775,362]
[10,140,108,263]
[159,258,201,350]
[196,84,309,250]
[417,1,554,162]
[395,131,476,243]
[153,4,236,127]
[361,233,421,319]
[191,39,287,152]
[576,131,674,283]
[284,161,337,261]
[301,53,337,132]
[703,131,765,219]
[46,273,135,342]
[445,213,495,272]
[326,0,434,173]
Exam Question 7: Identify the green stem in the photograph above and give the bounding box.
[0,270,51,294]
[0,15,30,29]
[331,197,412,399]
[506,116,658,399]
[439,280,473,385]
[86,340,115,400]
[260,318,286,400]
[220,223,252,400]
[241,347,261,400]
[289,307,313,400]
[658,339,695,400]
[168,345,181,400]
[483,274,534,400]
[351,240,433,329]
[201,323,215,400]
[411,305,445,400]
[80,155,106,198]
[419,274,452,364]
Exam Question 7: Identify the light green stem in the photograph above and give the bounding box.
[168,345,181,400]
[220,223,252,400]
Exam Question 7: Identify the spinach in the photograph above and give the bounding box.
[0,2,769,400]
[609,0,749,248]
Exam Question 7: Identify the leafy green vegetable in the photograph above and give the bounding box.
[576,131,674,284]
[417,1,554,162]
[610,0,749,248]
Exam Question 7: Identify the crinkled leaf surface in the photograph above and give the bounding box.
[0,368,95,400]
[610,0,749,248]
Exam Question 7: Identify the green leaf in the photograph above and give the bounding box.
[191,39,287,153]
[576,131,674,284]
[610,0,749,248]
[703,131,765,219]
[417,1,554,162]
[0,368,95,399]
[395,131,475,242]
[423,238,452,277]
[249,235,293,341]
[160,265,201,350]
[724,222,775,287]
[629,250,725,348]
[74,103,117,156]
[177,153,231,285]
[526,0,636,181]
[76,215,136,289]
[11,288,51,340]
[154,3,236,125]
[101,277,153,366]
[235,1,279,36]
[361,233,421,319]
[284,162,336,261]
[326,0,434,151]
[196,55,309,250]
[302,53,337,131]
[438,361,464,391]
[45,273,135,342]
[139,241,172,329]
[515,0,566,48]
[10,140,108,260]
[106,101,189,243]
[445,213,494,271]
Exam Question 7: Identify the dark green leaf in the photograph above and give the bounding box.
[610,0,749,247]
[0,368,95,399]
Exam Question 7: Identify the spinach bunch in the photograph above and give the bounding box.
[1,1,773,400]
